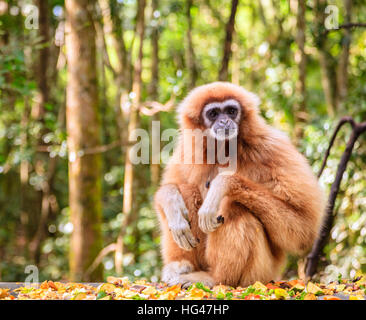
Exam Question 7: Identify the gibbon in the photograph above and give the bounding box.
[154,82,325,288]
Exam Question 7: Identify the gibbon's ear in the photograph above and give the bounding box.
[176,82,261,130]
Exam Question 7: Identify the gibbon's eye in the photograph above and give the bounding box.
[207,108,220,121]
[225,106,238,117]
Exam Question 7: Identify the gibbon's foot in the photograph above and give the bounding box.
[161,260,193,286]
[174,271,216,289]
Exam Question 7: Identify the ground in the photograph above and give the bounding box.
[0,276,365,300]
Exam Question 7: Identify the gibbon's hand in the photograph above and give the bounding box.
[164,188,198,251]
[198,175,226,233]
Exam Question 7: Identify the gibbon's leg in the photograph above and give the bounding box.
[206,198,283,287]
[178,198,284,288]
[199,174,321,254]
[156,184,208,286]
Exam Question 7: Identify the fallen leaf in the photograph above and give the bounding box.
[253,281,268,292]
[323,295,341,300]
[307,282,323,295]
[349,295,364,300]
[274,288,289,299]
[304,293,317,300]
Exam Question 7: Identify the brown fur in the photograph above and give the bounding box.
[154,82,326,287]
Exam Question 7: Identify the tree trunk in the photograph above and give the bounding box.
[150,0,161,188]
[98,0,128,86]
[319,52,337,116]
[115,0,146,275]
[294,0,307,142]
[65,0,103,281]
[186,0,197,89]
[336,0,352,109]
[98,0,131,159]
[231,29,240,85]
[32,0,50,120]
[315,0,338,116]
[29,0,55,263]
[218,0,239,81]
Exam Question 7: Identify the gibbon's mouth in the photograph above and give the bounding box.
[210,127,238,141]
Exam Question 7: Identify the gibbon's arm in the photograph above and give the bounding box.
[155,149,199,251]
[155,184,199,251]
[199,174,321,254]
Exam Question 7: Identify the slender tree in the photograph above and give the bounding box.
[218,0,239,81]
[314,0,338,116]
[336,0,352,109]
[150,0,161,188]
[294,0,307,142]
[115,0,147,275]
[65,0,103,281]
[29,0,59,263]
[186,0,197,89]
[98,0,131,161]
[231,30,240,85]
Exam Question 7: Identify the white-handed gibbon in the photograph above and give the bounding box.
[154,82,325,288]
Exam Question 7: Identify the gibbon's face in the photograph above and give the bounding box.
[202,99,241,141]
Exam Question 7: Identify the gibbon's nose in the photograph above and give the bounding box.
[218,118,230,126]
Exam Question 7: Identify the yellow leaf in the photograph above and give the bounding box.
[113,288,125,298]
[158,292,177,300]
[336,284,346,292]
[73,292,87,300]
[292,283,305,291]
[107,276,129,287]
[121,289,140,299]
[212,285,229,294]
[349,295,364,300]
[307,282,323,295]
[304,293,317,300]
[98,283,116,293]
[253,281,268,292]
[274,288,289,299]
[142,286,157,296]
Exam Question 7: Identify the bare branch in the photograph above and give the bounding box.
[324,22,366,35]
[306,118,366,279]
[36,140,133,156]
[85,243,117,277]
[317,116,355,178]
[337,22,366,29]
[139,96,175,116]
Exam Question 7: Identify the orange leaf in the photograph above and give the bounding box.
[40,281,49,289]
[244,294,261,300]
[48,281,58,291]
[323,295,341,300]
[304,293,317,300]
[266,283,279,290]
[288,279,305,287]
